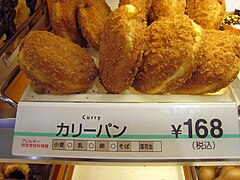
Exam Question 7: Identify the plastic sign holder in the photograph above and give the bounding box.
[12,86,240,160]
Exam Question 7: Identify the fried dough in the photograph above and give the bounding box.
[99,5,146,93]
[3,164,30,180]
[185,0,226,29]
[15,0,30,29]
[47,0,87,46]
[150,0,186,22]
[133,15,202,94]
[18,31,98,94]
[172,30,240,94]
[77,0,111,50]
[119,0,152,20]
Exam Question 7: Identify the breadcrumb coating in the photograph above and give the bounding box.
[172,30,240,94]
[150,0,186,22]
[77,0,111,50]
[133,15,202,94]
[47,0,87,46]
[18,31,98,94]
[99,5,146,93]
[119,0,152,20]
[3,164,30,180]
[185,0,226,29]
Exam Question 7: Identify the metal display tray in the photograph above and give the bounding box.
[1,66,240,165]
[0,0,240,166]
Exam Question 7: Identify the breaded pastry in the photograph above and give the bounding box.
[133,15,202,94]
[47,0,87,46]
[18,31,98,95]
[99,5,146,93]
[3,0,30,54]
[185,0,226,29]
[3,163,30,180]
[172,30,240,95]
[149,0,186,22]
[119,0,152,20]
[146,0,152,13]
[77,0,111,50]
[15,0,30,29]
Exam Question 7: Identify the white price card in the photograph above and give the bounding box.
[12,102,240,160]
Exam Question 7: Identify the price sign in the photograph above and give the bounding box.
[171,118,224,139]
[12,102,240,160]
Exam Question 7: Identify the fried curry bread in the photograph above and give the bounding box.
[47,0,87,47]
[185,0,226,29]
[99,5,146,93]
[119,0,152,21]
[172,29,240,94]
[3,163,30,180]
[149,0,186,22]
[18,31,98,94]
[77,0,111,50]
[133,15,202,94]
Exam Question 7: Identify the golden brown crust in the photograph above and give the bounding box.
[15,0,30,29]
[47,0,87,46]
[172,30,240,95]
[7,0,30,54]
[223,24,240,36]
[18,31,98,95]
[146,0,153,13]
[77,0,111,50]
[3,163,30,180]
[99,5,146,93]
[133,15,202,94]
[150,0,186,22]
[185,0,226,29]
[119,0,152,20]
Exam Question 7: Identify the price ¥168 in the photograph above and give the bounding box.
[171,119,223,138]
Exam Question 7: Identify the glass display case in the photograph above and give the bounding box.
[0,0,239,179]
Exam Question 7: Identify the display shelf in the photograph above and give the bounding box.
[0,67,240,165]
[1,92,240,165]
[71,165,186,180]
[4,67,237,163]
[0,117,240,166]
[0,0,239,169]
